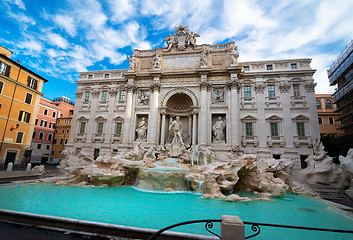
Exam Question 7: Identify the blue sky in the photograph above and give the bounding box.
[1,0,352,102]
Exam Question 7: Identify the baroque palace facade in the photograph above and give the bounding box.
[67,25,319,166]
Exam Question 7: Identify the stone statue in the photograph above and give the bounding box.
[188,32,200,48]
[136,117,147,141]
[212,116,226,143]
[152,54,161,69]
[127,55,135,71]
[200,47,209,67]
[138,91,149,105]
[169,116,184,147]
[164,34,175,51]
[230,47,239,65]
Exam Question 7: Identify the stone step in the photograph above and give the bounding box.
[314,188,348,200]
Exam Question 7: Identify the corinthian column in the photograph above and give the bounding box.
[122,82,136,144]
[199,75,210,145]
[147,82,160,143]
[160,108,166,145]
[227,75,240,145]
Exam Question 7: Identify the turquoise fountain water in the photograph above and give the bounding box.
[0,183,352,240]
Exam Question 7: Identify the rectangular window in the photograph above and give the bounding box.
[40,120,47,127]
[245,123,253,136]
[115,122,122,135]
[16,132,23,143]
[88,75,93,79]
[101,91,108,102]
[35,119,38,125]
[79,122,86,134]
[0,81,4,94]
[119,90,126,101]
[60,139,64,144]
[104,73,109,78]
[24,93,32,104]
[18,110,31,123]
[266,64,273,70]
[39,132,44,139]
[65,139,68,144]
[64,119,67,124]
[62,129,65,133]
[27,77,38,90]
[329,117,334,124]
[69,110,74,116]
[0,62,10,77]
[52,112,56,118]
[68,119,71,124]
[67,129,70,133]
[49,122,55,129]
[268,85,275,97]
[57,119,60,124]
[318,117,322,124]
[293,84,300,97]
[297,122,305,136]
[291,63,297,69]
[46,145,50,150]
[37,144,41,149]
[32,131,36,139]
[84,92,90,101]
[243,66,250,71]
[270,123,278,136]
[244,86,251,98]
[44,109,48,115]
[97,122,104,134]
[48,133,52,141]
[53,139,57,144]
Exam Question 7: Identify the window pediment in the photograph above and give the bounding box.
[95,116,107,122]
[266,115,282,121]
[292,114,309,120]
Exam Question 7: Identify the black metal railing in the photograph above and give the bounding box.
[146,219,222,240]
[147,219,353,240]
[243,221,353,239]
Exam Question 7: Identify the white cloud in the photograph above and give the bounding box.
[8,12,35,27]
[4,0,25,10]
[20,39,43,52]
[47,33,69,49]
[107,0,136,23]
[54,15,76,37]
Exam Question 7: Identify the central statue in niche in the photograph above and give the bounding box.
[169,116,184,147]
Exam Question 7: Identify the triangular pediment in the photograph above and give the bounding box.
[292,114,309,120]
[266,115,282,121]
[242,115,257,121]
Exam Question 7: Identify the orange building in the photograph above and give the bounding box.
[316,94,342,137]
[30,97,61,163]
[0,46,47,167]
[51,97,74,161]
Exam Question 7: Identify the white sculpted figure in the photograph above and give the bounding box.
[136,117,148,141]
[212,116,226,143]
[169,116,184,147]
[127,55,135,71]
[138,91,149,105]
[200,47,209,67]
[164,34,175,51]
[230,48,239,65]
[153,54,161,69]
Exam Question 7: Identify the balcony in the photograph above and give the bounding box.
[111,134,122,144]
[92,133,105,143]
[241,136,258,147]
[97,101,109,111]
[267,136,285,147]
[290,96,307,108]
[240,97,256,108]
[80,101,91,111]
[293,136,312,148]
[265,96,281,107]
[74,133,87,143]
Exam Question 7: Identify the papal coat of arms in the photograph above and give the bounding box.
[164,24,200,51]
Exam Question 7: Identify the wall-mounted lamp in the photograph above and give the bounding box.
[10,123,20,131]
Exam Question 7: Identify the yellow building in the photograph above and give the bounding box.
[52,115,73,161]
[0,46,48,167]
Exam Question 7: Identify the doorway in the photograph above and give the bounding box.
[4,151,17,168]
[94,149,100,160]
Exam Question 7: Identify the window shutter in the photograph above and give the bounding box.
[26,112,31,123]
[18,111,23,121]
[33,79,38,90]
[27,76,31,87]
[4,65,11,77]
